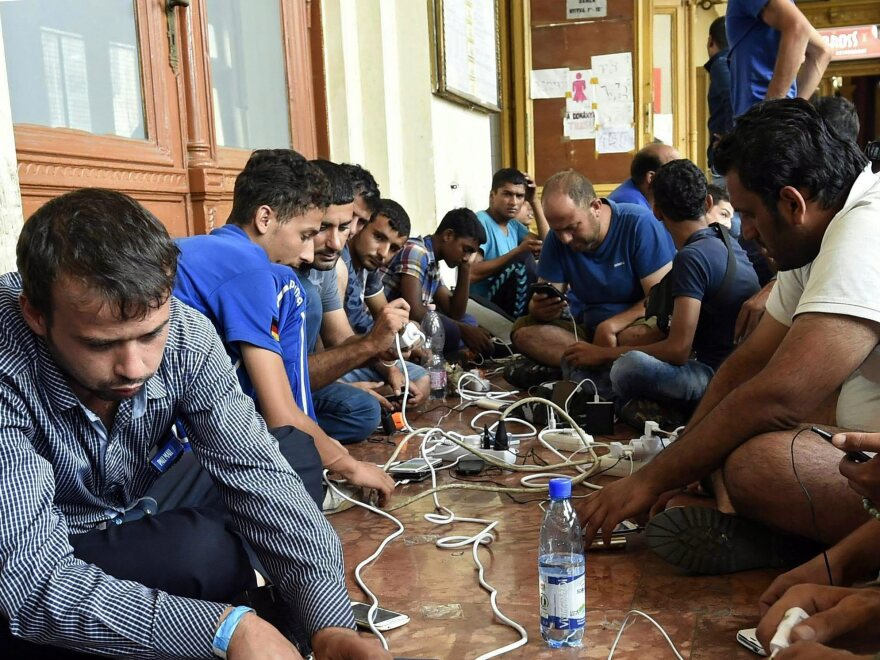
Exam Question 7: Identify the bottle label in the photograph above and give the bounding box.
[429,369,447,391]
[539,570,586,630]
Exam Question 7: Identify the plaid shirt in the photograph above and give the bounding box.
[0,273,354,657]
[382,235,442,306]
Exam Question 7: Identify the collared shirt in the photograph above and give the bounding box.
[383,235,442,307]
[608,178,650,210]
[341,245,384,334]
[0,273,354,657]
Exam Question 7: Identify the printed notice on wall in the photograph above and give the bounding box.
[567,0,607,19]
[596,127,635,154]
[530,68,568,99]
[563,68,596,139]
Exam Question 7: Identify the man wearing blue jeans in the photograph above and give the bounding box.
[563,159,759,424]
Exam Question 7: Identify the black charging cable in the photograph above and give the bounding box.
[790,427,833,586]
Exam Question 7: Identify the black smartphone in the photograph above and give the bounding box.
[529,282,564,300]
[811,426,871,463]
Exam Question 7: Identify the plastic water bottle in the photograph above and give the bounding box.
[539,478,586,648]
[421,305,446,399]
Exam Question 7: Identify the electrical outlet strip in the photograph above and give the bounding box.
[478,448,518,466]
[430,437,517,467]
[597,454,648,477]
[541,430,594,452]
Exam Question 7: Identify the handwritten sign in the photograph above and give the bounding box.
[596,127,635,154]
[592,52,633,105]
[530,68,568,99]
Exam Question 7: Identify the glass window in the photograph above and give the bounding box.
[0,0,146,140]
[205,0,291,150]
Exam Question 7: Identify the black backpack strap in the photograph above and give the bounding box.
[710,222,738,302]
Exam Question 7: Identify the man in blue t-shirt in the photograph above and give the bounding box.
[510,170,675,383]
[726,0,830,118]
[608,143,680,211]
[562,159,760,423]
[469,168,549,320]
[174,149,394,505]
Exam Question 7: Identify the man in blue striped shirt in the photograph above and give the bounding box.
[0,189,387,658]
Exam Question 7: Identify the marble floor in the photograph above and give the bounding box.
[327,394,776,659]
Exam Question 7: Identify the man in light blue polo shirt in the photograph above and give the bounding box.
[510,170,675,387]
[469,168,548,321]
[726,0,829,118]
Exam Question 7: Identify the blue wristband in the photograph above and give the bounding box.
[212,606,254,659]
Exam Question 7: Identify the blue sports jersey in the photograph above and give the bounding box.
[174,224,315,419]
[471,210,530,298]
[726,0,797,117]
[537,199,675,330]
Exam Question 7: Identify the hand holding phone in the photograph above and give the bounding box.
[810,427,871,463]
[529,282,564,300]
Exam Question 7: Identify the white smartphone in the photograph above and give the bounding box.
[388,457,442,480]
[736,628,768,656]
[588,520,641,550]
[350,601,410,631]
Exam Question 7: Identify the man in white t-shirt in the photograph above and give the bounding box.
[579,99,880,575]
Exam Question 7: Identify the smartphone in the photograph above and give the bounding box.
[529,282,565,301]
[810,426,871,463]
[587,521,640,550]
[736,628,767,656]
[351,602,410,631]
[388,457,442,480]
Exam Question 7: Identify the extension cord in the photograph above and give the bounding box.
[431,437,517,467]
[597,454,648,477]
[541,430,594,452]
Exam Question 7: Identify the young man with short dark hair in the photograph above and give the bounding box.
[384,207,494,356]
[336,199,430,399]
[469,168,549,320]
[0,187,387,659]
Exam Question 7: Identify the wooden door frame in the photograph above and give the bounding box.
[15,0,192,233]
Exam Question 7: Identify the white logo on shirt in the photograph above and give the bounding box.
[614,261,626,267]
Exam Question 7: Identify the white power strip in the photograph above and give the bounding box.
[597,454,648,477]
[430,437,517,467]
[541,430,594,451]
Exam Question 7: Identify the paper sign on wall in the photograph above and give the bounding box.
[596,127,635,154]
[530,68,568,99]
[591,52,633,105]
[567,0,607,20]
[564,98,596,139]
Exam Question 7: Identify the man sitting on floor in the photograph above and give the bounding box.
[562,159,759,428]
[174,149,394,504]
[337,198,430,399]
[608,142,681,211]
[580,99,880,577]
[0,188,388,659]
[383,207,494,358]
[300,160,428,421]
[507,170,675,389]
[468,168,549,322]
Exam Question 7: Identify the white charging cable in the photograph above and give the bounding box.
[607,609,684,660]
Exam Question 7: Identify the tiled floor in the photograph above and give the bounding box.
[327,395,777,659]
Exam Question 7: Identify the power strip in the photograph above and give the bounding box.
[597,454,648,477]
[429,437,517,467]
[541,430,594,451]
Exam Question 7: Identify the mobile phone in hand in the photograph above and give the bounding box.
[811,426,871,463]
[528,283,564,300]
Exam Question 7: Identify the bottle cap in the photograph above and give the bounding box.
[549,478,571,499]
